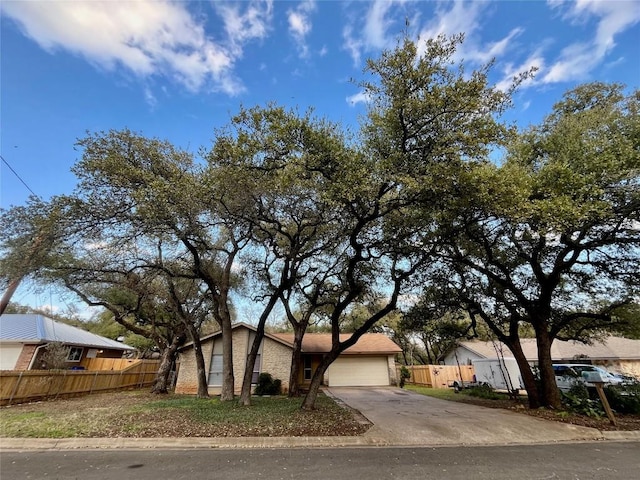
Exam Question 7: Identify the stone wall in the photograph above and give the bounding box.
[175,327,293,396]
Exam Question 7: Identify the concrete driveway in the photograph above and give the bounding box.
[326,387,604,446]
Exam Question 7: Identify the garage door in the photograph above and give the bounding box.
[328,356,390,387]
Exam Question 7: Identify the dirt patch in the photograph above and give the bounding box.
[448,394,640,431]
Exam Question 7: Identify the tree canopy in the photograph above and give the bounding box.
[1,34,637,412]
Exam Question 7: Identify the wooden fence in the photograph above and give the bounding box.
[0,360,160,406]
[398,364,475,389]
[81,357,147,371]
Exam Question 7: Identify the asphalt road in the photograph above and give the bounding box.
[2,442,639,480]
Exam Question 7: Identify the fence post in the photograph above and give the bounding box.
[8,371,24,406]
[90,371,99,394]
[54,370,67,400]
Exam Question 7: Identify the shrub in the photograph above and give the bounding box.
[399,366,411,388]
[254,373,282,396]
[561,384,604,418]
[464,383,500,400]
[604,384,640,414]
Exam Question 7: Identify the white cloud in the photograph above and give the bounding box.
[1,0,274,96]
[363,0,396,50]
[143,86,158,109]
[495,50,545,92]
[346,91,370,106]
[343,24,364,65]
[342,0,402,65]
[417,0,485,47]
[542,0,640,83]
[215,0,273,56]
[344,1,522,70]
[287,0,316,58]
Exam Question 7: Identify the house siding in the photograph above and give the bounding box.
[261,338,292,390]
[387,355,398,385]
[175,340,214,395]
[175,329,293,396]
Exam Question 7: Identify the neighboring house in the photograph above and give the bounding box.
[440,336,640,377]
[175,322,402,395]
[0,314,136,370]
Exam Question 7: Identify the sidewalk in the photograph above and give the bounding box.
[2,387,639,450]
[2,429,639,451]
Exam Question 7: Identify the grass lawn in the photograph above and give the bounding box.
[0,390,370,438]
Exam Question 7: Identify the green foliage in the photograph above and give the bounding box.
[604,384,640,414]
[464,384,500,400]
[561,384,604,418]
[399,366,411,388]
[253,373,282,396]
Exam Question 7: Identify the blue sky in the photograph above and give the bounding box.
[1,0,639,313]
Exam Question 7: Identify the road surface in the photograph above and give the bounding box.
[2,442,638,479]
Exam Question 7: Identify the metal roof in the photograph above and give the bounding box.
[0,314,135,351]
[447,337,640,362]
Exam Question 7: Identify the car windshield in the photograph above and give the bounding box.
[570,366,596,374]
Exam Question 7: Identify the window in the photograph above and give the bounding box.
[251,353,261,384]
[304,356,312,381]
[247,332,263,384]
[208,340,223,386]
[66,347,83,362]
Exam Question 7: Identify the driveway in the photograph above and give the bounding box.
[326,387,604,446]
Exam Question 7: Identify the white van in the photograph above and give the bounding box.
[553,364,623,392]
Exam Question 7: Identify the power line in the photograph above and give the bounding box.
[0,154,39,197]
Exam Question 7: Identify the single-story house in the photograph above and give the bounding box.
[175,322,402,395]
[440,336,640,377]
[0,314,136,370]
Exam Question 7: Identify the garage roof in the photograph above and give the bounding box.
[272,332,402,355]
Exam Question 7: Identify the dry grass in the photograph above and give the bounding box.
[0,390,370,438]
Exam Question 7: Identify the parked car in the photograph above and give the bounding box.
[553,364,624,392]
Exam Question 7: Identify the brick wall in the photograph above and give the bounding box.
[14,344,39,370]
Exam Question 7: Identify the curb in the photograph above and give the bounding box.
[2,431,639,451]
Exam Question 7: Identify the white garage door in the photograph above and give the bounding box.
[0,344,23,370]
[328,356,390,387]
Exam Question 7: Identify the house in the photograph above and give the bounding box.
[0,314,136,370]
[440,336,640,377]
[175,322,402,395]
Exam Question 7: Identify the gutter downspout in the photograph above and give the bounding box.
[27,344,47,370]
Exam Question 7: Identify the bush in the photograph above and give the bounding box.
[254,373,282,396]
[464,383,500,400]
[399,366,411,388]
[561,384,604,418]
[604,384,640,414]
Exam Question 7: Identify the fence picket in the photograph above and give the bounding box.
[0,360,161,406]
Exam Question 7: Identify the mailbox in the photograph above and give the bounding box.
[582,371,605,383]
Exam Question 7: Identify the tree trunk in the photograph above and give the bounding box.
[239,327,264,406]
[504,338,540,408]
[535,328,561,409]
[301,349,340,410]
[219,312,235,401]
[185,322,209,399]
[239,294,280,406]
[150,335,183,394]
[288,326,305,397]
